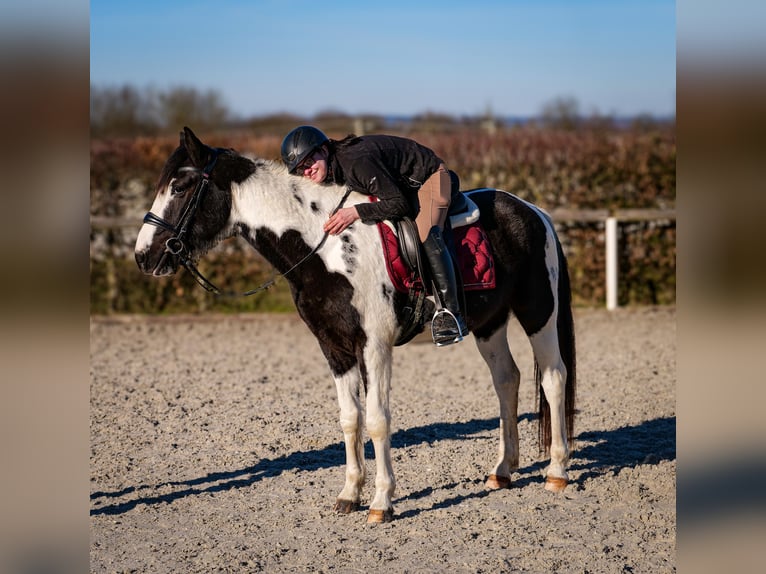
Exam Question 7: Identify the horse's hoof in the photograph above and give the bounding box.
[334,499,360,514]
[367,509,394,523]
[486,474,512,490]
[544,477,568,492]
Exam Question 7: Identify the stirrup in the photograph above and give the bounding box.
[430,309,466,347]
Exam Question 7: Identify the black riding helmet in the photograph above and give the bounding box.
[281,126,329,174]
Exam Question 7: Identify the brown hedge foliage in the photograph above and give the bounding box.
[91,124,675,313]
[414,127,676,209]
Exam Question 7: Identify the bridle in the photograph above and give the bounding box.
[142,148,351,297]
[143,148,228,294]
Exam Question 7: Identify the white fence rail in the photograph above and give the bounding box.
[91,208,676,310]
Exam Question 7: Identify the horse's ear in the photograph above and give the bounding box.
[182,127,207,168]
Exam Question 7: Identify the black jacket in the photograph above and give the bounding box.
[326,135,443,223]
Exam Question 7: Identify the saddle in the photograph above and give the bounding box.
[374,176,496,345]
[379,191,495,294]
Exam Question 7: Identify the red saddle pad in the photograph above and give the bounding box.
[376,221,496,294]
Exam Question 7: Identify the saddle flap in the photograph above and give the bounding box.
[394,217,422,273]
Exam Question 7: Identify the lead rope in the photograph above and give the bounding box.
[183,187,353,298]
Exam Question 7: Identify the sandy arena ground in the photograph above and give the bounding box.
[90,306,676,573]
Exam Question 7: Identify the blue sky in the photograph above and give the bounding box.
[90,0,676,118]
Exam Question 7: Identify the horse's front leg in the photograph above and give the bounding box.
[363,343,395,523]
[476,323,521,489]
[333,368,366,514]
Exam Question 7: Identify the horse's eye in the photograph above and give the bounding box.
[171,185,185,196]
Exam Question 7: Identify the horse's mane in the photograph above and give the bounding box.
[257,156,355,205]
[159,144,278,194]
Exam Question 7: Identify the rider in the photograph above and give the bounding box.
[281,125,468,346]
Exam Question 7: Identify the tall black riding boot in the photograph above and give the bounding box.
[423,226,469,346]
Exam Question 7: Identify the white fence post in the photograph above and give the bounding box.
[605,216,618,310]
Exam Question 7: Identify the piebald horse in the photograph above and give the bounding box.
[135,127,576,523]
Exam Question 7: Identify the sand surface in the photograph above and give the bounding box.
[90,307,676,573]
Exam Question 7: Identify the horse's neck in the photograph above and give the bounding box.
[230,162,348,252]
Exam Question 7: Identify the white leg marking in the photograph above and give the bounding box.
[531,322,570,481]
[334,369,366,505]
[363,341,395,515]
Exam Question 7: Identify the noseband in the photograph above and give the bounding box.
[143,150,352,297]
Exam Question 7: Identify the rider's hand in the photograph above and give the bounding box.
[324,206,359,235]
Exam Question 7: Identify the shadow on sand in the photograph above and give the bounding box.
[90,415,675,517]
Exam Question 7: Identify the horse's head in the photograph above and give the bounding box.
[135,127,233,276]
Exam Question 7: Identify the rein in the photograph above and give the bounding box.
[143,154,352,297]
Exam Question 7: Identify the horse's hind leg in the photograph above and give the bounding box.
[530,321,570,492]
[475,320,520,489]
[333,368,366,514]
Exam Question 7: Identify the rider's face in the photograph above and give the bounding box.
[297,150,327,183]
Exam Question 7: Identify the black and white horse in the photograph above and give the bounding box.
[135,127,576,523]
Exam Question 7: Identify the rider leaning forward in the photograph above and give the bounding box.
[281,126,468,346]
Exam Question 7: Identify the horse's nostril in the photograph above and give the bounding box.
[135,250,147,269]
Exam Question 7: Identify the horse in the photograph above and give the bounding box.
[134,127,576,523]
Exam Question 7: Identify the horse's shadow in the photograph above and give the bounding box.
[394,415,676,519]
[90,415,676,517]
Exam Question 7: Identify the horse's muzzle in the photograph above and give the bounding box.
[135,248,178,277]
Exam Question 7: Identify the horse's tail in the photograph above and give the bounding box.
[537,238,577,453]
[556,240,577,448]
